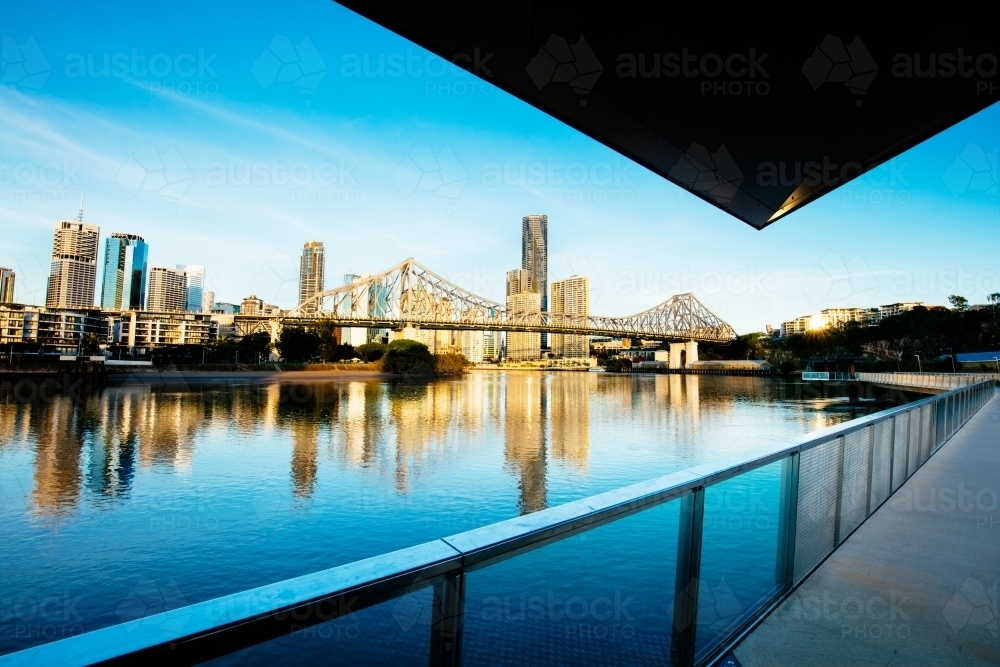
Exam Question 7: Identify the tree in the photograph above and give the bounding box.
[948,295,969,311]
[238,332,273,364]
[434,353,469,375]
[276,326,320,362]
[381,339,434,374]
[355,342,386,362]
[989,292,1000,317]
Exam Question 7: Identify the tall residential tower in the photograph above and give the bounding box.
[551,275,590,358]
[521,214,548,347]
[176,265,205,313]
[0,268,15,303]
[298,241,325,314]
[46,220,100,309]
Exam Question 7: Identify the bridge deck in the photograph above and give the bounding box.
[733,389,1000,666]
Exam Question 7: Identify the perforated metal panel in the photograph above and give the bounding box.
[838,427,871,540]
[869,420,893,509]
[920,404,935,463]
[892,412,910,491]
[793,437,841,584]
[908,406,924,472]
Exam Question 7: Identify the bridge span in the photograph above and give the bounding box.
[234,258,737,343]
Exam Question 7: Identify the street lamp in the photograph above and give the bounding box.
[914,353,922,373]
[944,347,956,373]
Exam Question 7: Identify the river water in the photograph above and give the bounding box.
[0,372,886,663]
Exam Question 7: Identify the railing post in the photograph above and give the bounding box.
[776,453,800,589]
[672,487,705,667]
[832,436,846,545]
[429,571,466,667]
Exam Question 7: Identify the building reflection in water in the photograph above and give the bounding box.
[0,372,839,521]
[504,373,548,514]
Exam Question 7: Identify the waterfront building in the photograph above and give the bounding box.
[459,330,485,363]
[112,311,216,350]
[176,265,205,313]
[506,291,541,361]
[147,266,187,312]
[298,241,325,314]
[367,280,390,343]
[879,302,923,318]
[551,275,590,358]
[0,304,107,352]
[46,220,100,309]
[99,233,148,311]
[522,214,548,347]
[484,330,500,360]
[0,268,14,303]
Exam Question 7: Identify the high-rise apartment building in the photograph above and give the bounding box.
[147,266,187,312]
[0,268,14,303]
[298,241,325,314]
[521,214,548,347]
[551,275,590,358]
[100,233,148,311]
[241,295,264,316]
[506,268,531,296]
[46,220,100,309]
[506,291,541,361]
[176,265,205,313]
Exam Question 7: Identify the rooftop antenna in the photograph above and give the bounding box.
[76,193,85,222]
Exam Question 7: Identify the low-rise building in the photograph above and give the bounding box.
[0,304,107,352]
[112,311,216,351]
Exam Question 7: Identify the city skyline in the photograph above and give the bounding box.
[1,2,998,334]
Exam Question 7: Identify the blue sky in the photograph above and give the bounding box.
[1,0,998,333]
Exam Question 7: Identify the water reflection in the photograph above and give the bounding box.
[0,373,882,519]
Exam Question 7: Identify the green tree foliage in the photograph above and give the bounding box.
[381,339,435,375]
[948,295,970,311]
[603,357,632,372]
[276,326,320,362]
[355,342,386,362]
[434,353,469,375]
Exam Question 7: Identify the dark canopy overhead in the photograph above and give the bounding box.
[336,3,998,229]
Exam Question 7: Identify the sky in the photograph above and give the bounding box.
[1,1,998,334]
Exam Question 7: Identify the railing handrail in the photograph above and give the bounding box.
[2,381,994,667]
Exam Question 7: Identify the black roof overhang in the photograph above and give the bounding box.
[335,3,999,229]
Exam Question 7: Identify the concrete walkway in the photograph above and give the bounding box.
[735,391,1000,667]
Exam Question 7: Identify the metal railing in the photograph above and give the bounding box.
[801,371,854,381]
[857,371,1000,390]
[1,382,994,667]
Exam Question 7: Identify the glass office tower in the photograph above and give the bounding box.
[99,233,147,311]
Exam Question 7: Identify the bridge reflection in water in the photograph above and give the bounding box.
[0,373,883,663]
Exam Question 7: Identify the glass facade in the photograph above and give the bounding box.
[100,233,147,311]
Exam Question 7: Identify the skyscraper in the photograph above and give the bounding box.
[46,220,100,309]
[551,275,590,358]
[100,233,148,311]
[521,214,548,347]
[298,241,325,314]
[0,268,14,303]
[147,266,187,312]
[176,265,205,313]
[202,290,215,313]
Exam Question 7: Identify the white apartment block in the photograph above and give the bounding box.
[114,311,216,349]
[0,304,106,351]
[551,275,590,358]
[506,291,541,361]
[147,266,188,312]
[46,220,100,309]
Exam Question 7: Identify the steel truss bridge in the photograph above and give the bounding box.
[235,258,737,342]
